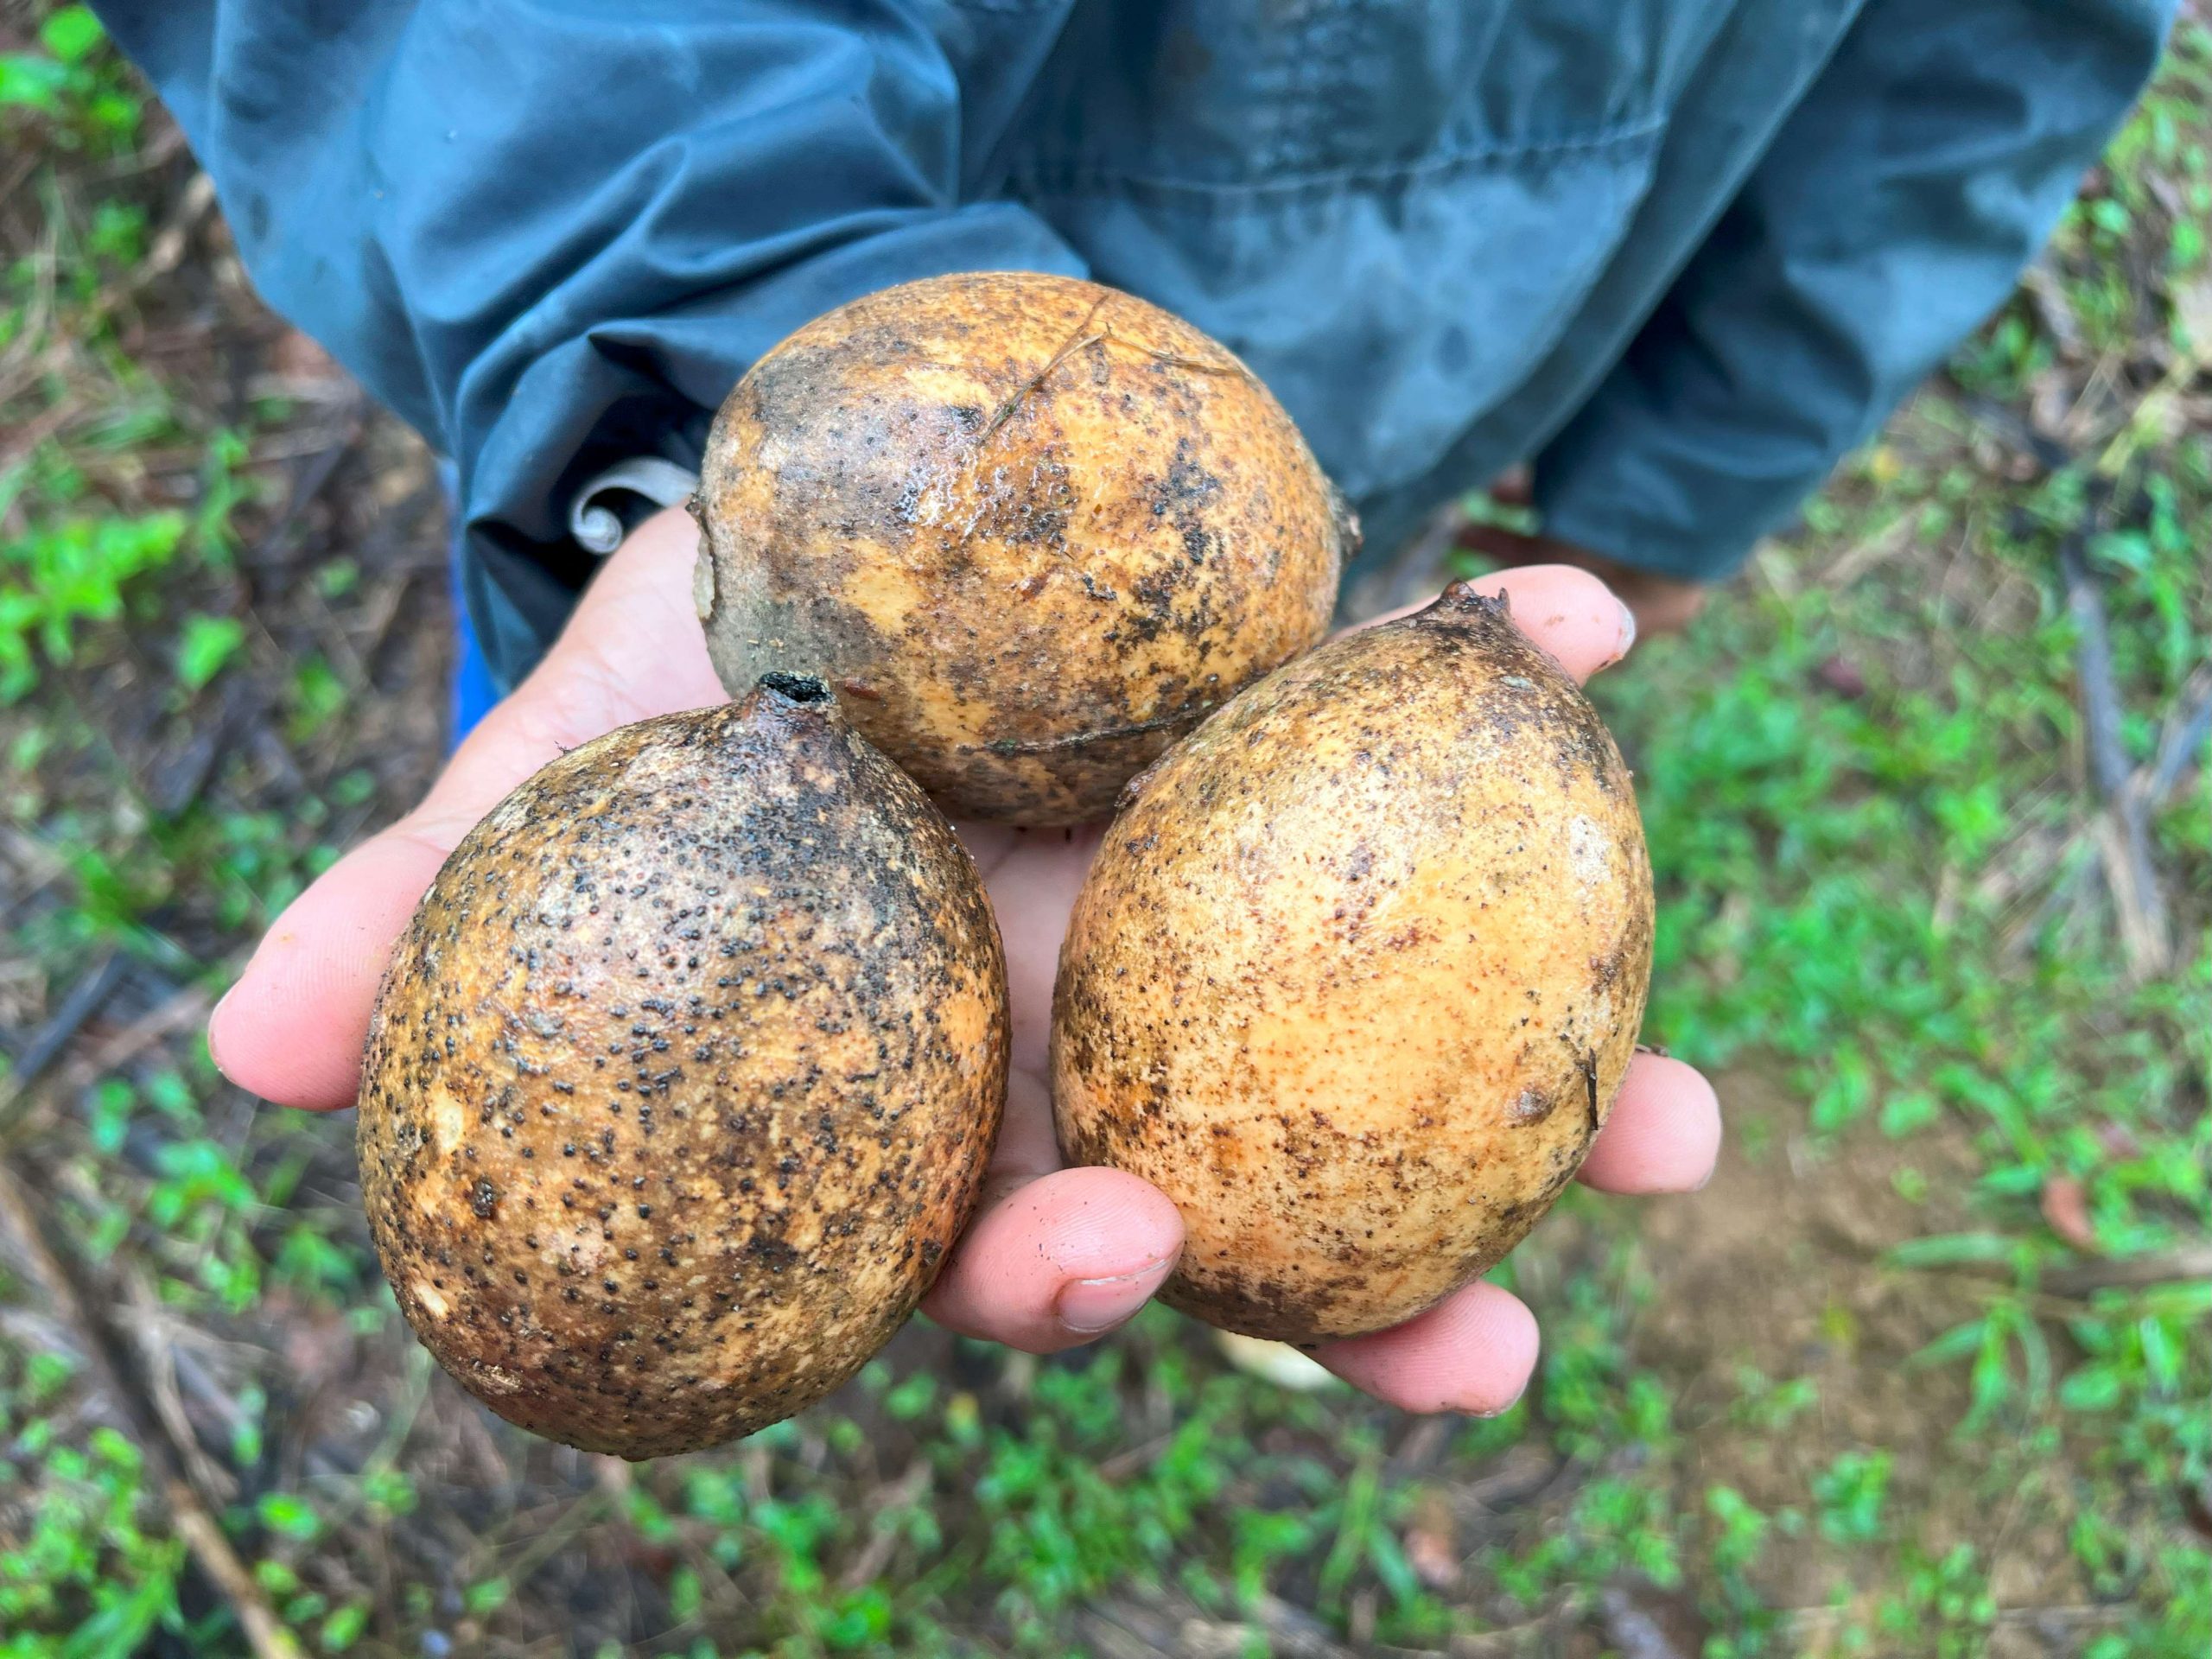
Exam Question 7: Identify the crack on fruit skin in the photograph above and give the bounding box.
[980,705,1210,757]
[1052,591,1652,1342]
[696,273,1346,824]
[971,291,1109,449]
[358,696,1007,1459]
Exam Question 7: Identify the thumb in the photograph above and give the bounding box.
[209,506,724,1109]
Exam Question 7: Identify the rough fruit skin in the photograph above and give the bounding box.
[358,679,1007,1459]
[1051,585,1653,1343]
[696,271,1351,826]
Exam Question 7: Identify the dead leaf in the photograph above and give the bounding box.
[1815,655,1868,699]
[1405,1492,1459,1591]
[2040,1176,2096,1252]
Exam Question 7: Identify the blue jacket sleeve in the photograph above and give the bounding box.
[1531,0,2172,582]
[94,1,1085,684]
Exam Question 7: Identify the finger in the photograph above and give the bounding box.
[923,822,1141,1350]
[1359,563,1636,683]
[419,506,728,827]
[922,1061,1182,1351]
[1312,1279,1539,1415]
[210,505,722,1109]
[956,823,1104,1072]
[920,1161,1184,1354]
[1458,530,1711,637]
[1577,1052,1723,1195]
[1478,564,1636,683]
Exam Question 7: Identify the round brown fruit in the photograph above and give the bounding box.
[1051,584,1653,1343]
[694,272,1352,826]
[358,676,1008,1459]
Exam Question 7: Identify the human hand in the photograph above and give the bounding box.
[211,505,1719,1415]
[1457,518,1710,638]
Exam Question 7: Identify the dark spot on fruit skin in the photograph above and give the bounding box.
[358,691,1007,1460]
[745,1234,799,1274]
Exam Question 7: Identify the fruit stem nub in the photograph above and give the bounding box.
[759,671,833,705]
[1434,580,1512,623]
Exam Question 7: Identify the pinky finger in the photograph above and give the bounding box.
[1578,1052,1721,1196]
[1310,1280,1539,1415]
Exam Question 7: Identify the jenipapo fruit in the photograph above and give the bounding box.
[358,676,1007,1458]
[1052,584,1653,1343]
[695,271,1352,826]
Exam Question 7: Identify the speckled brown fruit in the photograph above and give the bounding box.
[695,271,1353,826]
[1052,584,1653,1343]
[358,677,1007,1459]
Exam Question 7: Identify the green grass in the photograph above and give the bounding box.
[0,7,2206,1656]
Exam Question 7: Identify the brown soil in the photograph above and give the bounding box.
[1635,1071,2101,1649]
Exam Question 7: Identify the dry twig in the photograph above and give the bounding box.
[2059,518,2172,977]
[2136,661,2212,809]
[2047,1242,2212,1296]
[0,950,125,1113]
[838,1459,931,1590]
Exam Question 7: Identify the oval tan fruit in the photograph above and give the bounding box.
[695,271,1352,826]
[358,676,1007,1459]
[1051,584,1653,1343]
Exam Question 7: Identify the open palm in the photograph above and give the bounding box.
[212,506,1719,1415]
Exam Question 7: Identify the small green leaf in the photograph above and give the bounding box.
[256,1491,321,1541]
[39,8,105,65]
[2058,1367,2122,1412]
[286,656,346,741]
[665,1567,700,1622]
[176,614,245,690]
[1878,1091,1939,1138]
[2088,528,2153,573]
[464,1576,510,1618]
[1910,1319,1992,1370]
[1887,1232,2016,1269]
[319,1602,367,1652]
[0,53,70,111]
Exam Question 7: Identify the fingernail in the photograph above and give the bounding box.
[1695,1091,1725,1191]
[1464,1378,1531,1420]
[1612,598,1637,662]
[1056,1255,1177,1335]
[207,983,238,1081]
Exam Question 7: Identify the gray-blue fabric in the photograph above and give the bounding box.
[97,1,2170,690]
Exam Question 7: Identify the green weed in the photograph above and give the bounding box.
[0,511,185,701]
